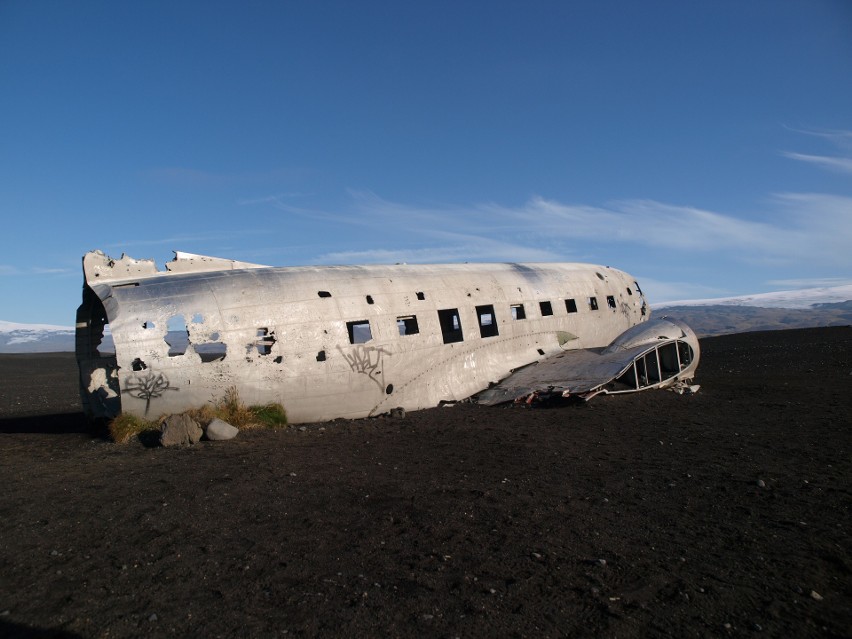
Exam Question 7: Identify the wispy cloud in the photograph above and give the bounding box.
[316,238,560,265]
[782,152,852,175]
[634,277,730,304]
[32,267,72,275]
[144,167,311,187]
[237,193,312,206]
[324,191,852,268]
[0,265,75,277]
[768,276,852,289]
[783,127,852,174]
[105,229,266,251]
[784,126,852,150]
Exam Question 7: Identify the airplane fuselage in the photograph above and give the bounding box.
[77,253,649,423]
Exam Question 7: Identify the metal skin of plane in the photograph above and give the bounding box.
[76,250,700,424]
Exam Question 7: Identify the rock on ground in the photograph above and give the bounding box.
[205,418,239,441]
[159,413,202,447]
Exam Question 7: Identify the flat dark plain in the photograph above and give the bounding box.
[0,327,850,638]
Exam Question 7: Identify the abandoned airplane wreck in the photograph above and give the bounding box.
[76,250,700,424]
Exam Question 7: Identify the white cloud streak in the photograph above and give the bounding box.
[328,190,852,269]
[782,152,852,175]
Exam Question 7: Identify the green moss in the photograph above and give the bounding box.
[250,403,288,428]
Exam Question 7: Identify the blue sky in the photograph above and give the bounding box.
[1,1,851,325]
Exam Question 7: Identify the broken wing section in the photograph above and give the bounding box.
[476,318,700,405]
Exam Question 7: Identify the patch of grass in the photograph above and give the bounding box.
[185,386,286,430]
[250,402,288,428]
[109,386,287,442]
[107,413,158,444]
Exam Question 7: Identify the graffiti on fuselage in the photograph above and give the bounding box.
[337,344,391,391]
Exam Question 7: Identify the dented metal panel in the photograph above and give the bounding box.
[476,318,700,404]
[76,250,684,424]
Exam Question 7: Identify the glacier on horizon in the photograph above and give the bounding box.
[654,284,852,310]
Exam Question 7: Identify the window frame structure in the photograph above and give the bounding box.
[475,304,499,338]
[396,315,420,336]
[437,308,464,344]
[346,320,373,344]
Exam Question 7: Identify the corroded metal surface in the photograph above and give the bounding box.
[75,250,679,423]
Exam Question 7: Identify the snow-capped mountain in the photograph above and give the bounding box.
[653,284,852,336]
[0,320,77,353]
[654,284,852,310]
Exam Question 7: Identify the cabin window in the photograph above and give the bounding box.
[255,328,276,355]
[607,295,616,309]
[613,340,695,392]
[397,315,419,336]
[510,304,526,320]
[589,297,599,311]
[316,350,326,361]
[366,295,374,305]
[539,301,553,316]
[659,342,680,377]
[645,350,661,384]
[318,291,332,298]
[627,287,633,296]
[165,315,189,356]
[678,340,694,367]
[438,308,464,344]
[416,292,426,300]
[346,320,373,344]
[565,299,578,313]
[476,305,499,338]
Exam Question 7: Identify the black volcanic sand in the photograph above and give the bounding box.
[0,328,850,638]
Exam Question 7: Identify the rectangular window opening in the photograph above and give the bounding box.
[589,297,599,311]
[510,304,526,320]
[659,342,680,377]
[607,295,616,309]
[539,301,553,316]
[438,308,464,344]
[565,299,578,313]
[346,320,373,344]
[165,315,189,356]
[397,315,420,336]
[255,327,276,355]
[476,304,499,338]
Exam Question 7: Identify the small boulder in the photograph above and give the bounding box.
[390,407,406,419]
[205,418,239,441]
[160,414,203,447]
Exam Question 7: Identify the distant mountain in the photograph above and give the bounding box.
[0,320,76,353]
[655,284,852,310]
[2,284,850,351]
[654,285,852,337]
[0,321,115,353]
